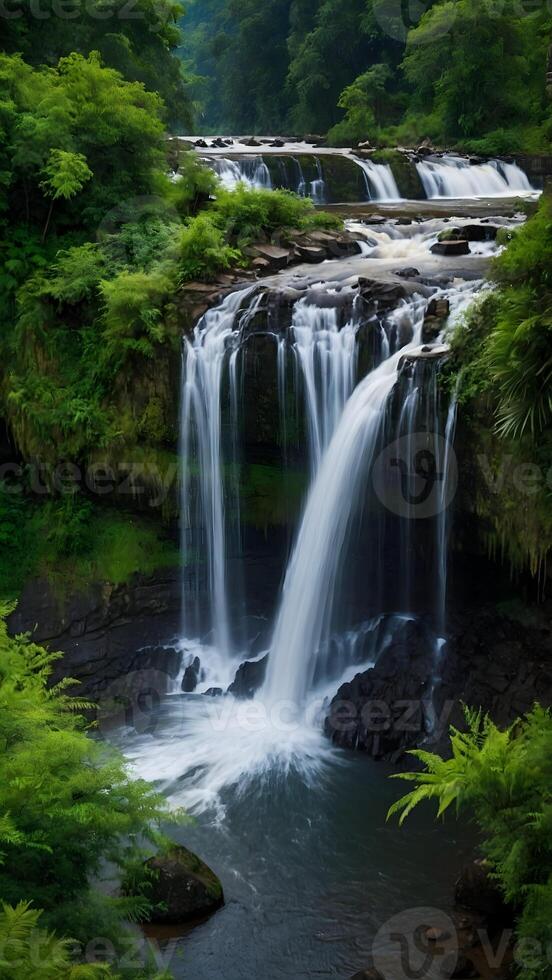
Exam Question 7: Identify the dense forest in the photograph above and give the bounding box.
[2,0,552,977]
[180,0,552,151]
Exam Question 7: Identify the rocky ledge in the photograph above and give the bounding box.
[7,568,182,700]
[325,603,552,762]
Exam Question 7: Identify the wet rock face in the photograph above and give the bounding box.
[144,845,224,924]
[182,656,201,692]
[431,240,471,256]
[454,860,510,919]
[227,654,269,699]
[7,570,182,700]
[325,604,552,762]
[324,618,437,760]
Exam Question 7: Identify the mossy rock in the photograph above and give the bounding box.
[145,844,224,924]
[370,150,425,200]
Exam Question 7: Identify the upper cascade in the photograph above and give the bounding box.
[416,155,533,198]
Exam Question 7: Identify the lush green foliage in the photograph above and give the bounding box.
[0,483,179,599]
[181,0,552,150]
[389,706,552,979]
[0,900,118,979]
[0,607,181,969]
[448,195,552,576]
[1,0,192,130]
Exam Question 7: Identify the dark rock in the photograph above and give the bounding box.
[204,687,223,697]
[240,137,261,147]
[144,845,224,924]
[394,267,420,279]
[423,297,451,341]
[247,243,291,271]
[270,138,285,147]
[194,138,208,148]
[6,571,181,701]
[228,655,268,699]
[451,955,479,979]
[325,618,437,759]
[182,656,201,693]
[438,225,498,243]
[454,860,508,918]
[431,240,471,256]
[294,244,327,263]
[417,138,436,156]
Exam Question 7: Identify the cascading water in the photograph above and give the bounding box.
[353,157,401,202]
[289,297,359,475]
[181,286,260,654]
[310,158,326,204]
[416,155,533,198]
[207,156,273,191]
[262,296,427,707]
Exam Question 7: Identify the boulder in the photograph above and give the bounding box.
[431,240,471,256]
[228,655,268,699]
[454,860,508,919]
[248,243,291,271]
[181,656,201,693]
[194,138,208,148]
[144,845,224,924]
[204,687,223,697]
[240,137,261,147]
[423,296,450,341]
[438,225,498,243]
[394,267,420,279]
[417,138,436,156]
[293,244,327,263]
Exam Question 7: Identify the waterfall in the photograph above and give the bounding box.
[416,155,533,198]
[181,286,260,653]
[435,383,458,636]
[263,296,427,707]
[353,158,401,202]
[289,298,359,475]
[208,156,273,191]
[310,158,326,204]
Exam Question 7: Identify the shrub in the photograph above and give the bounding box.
[388,705,552,980]
[0,605,182,945]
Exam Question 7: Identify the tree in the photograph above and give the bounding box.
[1,0,192,131]
[403,0,551,143]
[328,64,393,144]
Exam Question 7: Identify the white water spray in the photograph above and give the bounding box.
[416,155,533,198]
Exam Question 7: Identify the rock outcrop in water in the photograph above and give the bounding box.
[143,845,224,924]
[325,603,552,761]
